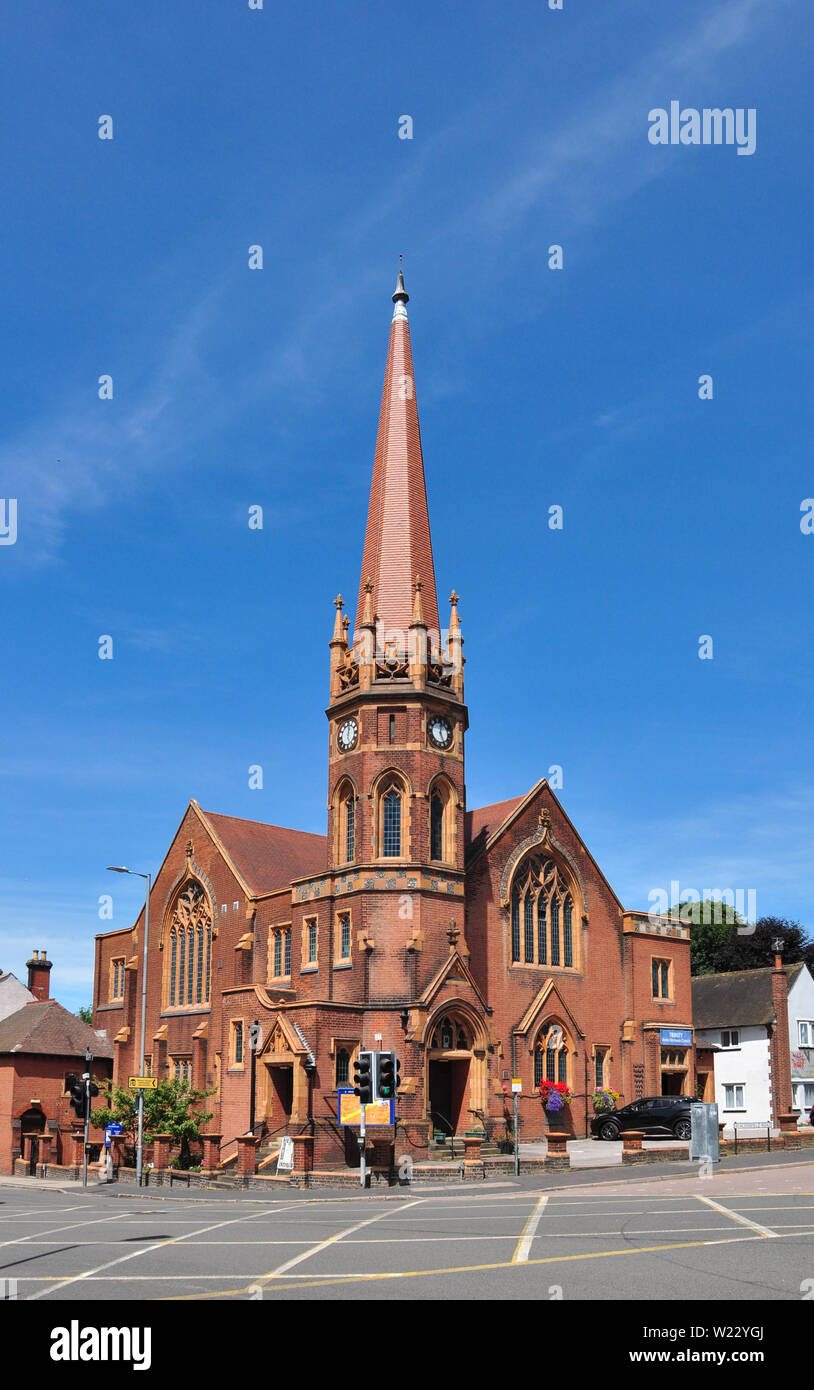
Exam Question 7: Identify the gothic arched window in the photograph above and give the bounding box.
[430,792,444,861]
[534,1024,570,1089]
[508,855,578,970]
[382,787,402,857]
[334,780,356,864]
[165,881,213,1007]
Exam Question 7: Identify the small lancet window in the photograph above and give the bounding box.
[382,787,402,857]
[430,791,444,861]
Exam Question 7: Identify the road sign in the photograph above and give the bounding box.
[338,1089,394,1126]
[104,1122,122,1140]
[128,1076,158,1091]
[511,1079,522,1093]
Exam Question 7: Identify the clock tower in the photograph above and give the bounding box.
[326,271,468,1001]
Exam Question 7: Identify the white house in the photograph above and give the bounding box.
[0,970,35,1022]
[789,963,814,1122]
[692,963,811,1134]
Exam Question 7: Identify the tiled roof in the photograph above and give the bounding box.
[691,962,805,1030]
[201,810,327,896]
[0,999,114,1058]
[465,795,527,856]
[356,286,440,648]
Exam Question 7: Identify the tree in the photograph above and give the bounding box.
[713,916,814,974]
[668,901,814,976]
[667,899,744,976]
[92,1077,215,1169]
[76,1006,93,1024]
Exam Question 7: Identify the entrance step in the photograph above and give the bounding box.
[428,1138,503,1160]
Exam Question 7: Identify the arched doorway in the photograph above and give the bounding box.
[18,1106,45,1174]
[426,1012,476,1136]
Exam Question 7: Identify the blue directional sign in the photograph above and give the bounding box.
[104,1122,123,1143]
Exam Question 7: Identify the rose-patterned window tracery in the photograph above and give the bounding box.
[166,881,213,1006]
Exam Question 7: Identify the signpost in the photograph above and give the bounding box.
[344,1050,401,1187]
[128,1076,158,1091]
[511,1079,522,1176]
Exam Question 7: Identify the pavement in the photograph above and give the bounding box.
[523,1137,690,1167]
[2,1152,813,1301]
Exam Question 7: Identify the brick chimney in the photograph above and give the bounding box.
[769,946,792,1122]
[26,950,53,1002]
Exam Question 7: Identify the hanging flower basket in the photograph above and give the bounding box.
[591,1088,621,1114]
[538,1080,572,1112]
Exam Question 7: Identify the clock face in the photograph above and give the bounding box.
[428,716,453,750]
[337,717,359,752]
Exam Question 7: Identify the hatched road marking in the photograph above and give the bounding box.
[694,1195,779,1238]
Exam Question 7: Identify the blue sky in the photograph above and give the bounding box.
[1,0,812,1008]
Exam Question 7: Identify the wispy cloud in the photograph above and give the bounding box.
[0,0,785,568]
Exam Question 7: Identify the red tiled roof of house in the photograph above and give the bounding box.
[465,795,527,854]
[201,810,327,896]
[0,999,114,1058]
[355,274,440,650]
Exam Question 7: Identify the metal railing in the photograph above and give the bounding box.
[430,1112,459,1160]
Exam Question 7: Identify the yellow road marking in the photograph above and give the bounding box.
[164,1230,770,1300]
[512,1194,548,1263]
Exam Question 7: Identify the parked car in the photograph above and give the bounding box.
[590,1094,703,1142]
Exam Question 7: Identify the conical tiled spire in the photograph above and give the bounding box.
[356,270,440,656]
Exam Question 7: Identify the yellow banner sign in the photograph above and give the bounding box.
[338,1091,393,1126]
[128,1076,158,1090]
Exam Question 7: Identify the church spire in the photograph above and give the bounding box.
[355,269,440,657]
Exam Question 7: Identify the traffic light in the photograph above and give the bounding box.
[353,1050,375,1105]
[65,1074,86,1119]
[376,1051,400,1101]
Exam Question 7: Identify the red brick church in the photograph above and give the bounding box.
[92,273,695,1169]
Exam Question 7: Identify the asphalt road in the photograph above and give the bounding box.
[2,1158,813,1302]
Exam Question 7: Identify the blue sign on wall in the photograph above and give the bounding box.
[660,1028,693,1047]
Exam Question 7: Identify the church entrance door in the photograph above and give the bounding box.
[429,1059,470,1135]
[269,1064,293,1124]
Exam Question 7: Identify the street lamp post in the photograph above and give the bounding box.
[107,865,151,1187]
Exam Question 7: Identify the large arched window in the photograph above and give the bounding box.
[375,772,410,859]
[165,881,213,1007]
[509,855,577,969]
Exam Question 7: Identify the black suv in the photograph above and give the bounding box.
[590,1095,702,1142]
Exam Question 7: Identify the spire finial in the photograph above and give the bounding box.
[331,594,346,642]
[392,261,409,318]
[360,577,376,628]
[410,573,426,626]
